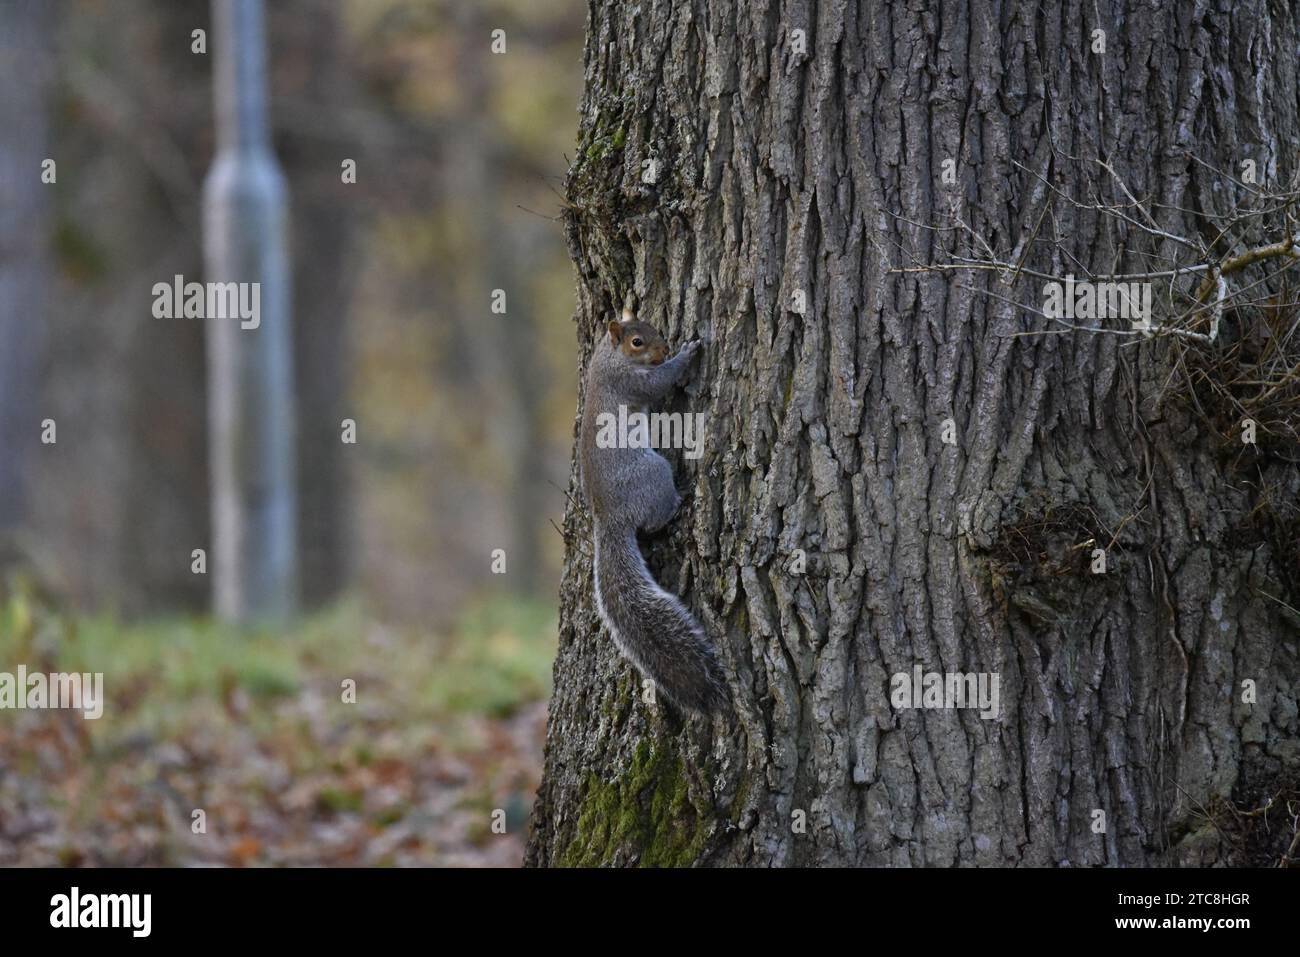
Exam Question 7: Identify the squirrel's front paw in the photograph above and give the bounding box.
[678,338,704,362]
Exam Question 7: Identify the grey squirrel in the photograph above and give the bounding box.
[579,308,730,716]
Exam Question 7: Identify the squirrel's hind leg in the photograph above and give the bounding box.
[638,453,682,534]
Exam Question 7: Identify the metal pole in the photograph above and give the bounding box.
[202,0,297,622]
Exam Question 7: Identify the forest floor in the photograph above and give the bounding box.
[0,588,555,867]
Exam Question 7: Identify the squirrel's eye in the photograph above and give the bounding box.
[631,337,644,347]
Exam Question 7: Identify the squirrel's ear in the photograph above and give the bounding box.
[620,307,635,323]
[607,320,624,344]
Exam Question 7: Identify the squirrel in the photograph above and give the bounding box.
[578,307,730,716]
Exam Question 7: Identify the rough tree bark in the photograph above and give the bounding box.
[526,0,1300,867]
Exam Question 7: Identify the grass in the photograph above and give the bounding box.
[2,587,555,722]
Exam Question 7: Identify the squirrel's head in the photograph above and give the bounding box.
[607,309,669,365]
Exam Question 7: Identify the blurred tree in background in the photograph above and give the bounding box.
[0,0,53,570]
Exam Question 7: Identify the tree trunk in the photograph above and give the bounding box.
[527,0,1300,867]
[447,2,549,596]
[0,0,52,567]
[275,3,357,610]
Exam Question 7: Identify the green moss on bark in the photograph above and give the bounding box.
[558,740,712,867]
[575,92,633,170]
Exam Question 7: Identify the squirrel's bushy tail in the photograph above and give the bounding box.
[593,521,730,716]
